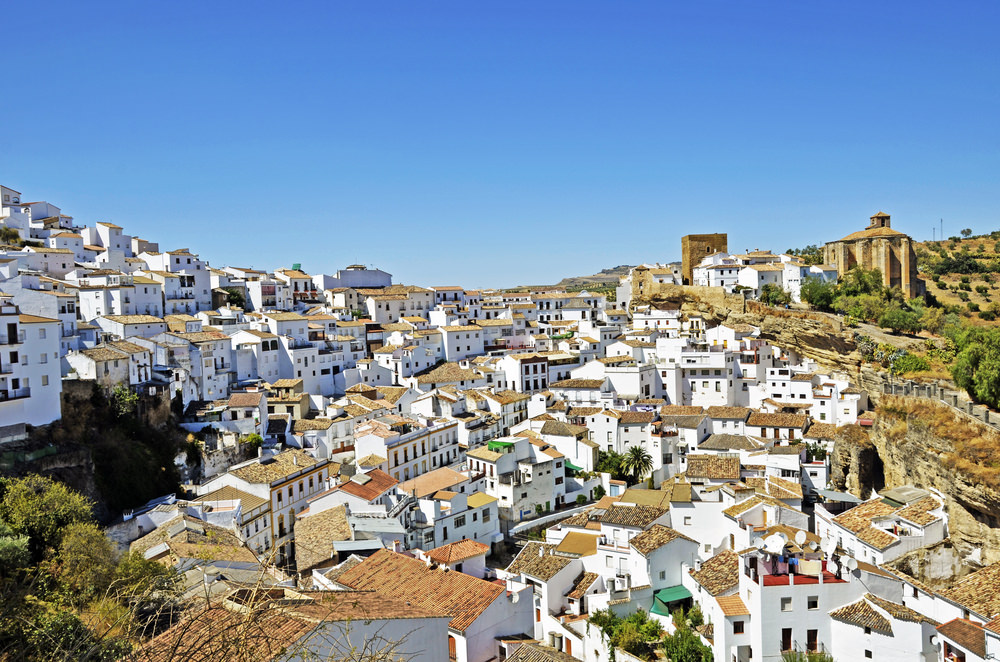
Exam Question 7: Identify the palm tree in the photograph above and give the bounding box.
[621,446,653,486]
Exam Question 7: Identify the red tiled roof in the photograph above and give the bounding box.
[335,549,503,633]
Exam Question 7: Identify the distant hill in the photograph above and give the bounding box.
[513,265,635,291]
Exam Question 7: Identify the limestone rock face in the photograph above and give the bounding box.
[636,285,862,374]
[834,400,1000,577]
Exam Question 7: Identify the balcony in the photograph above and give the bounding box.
[0,387,31,401]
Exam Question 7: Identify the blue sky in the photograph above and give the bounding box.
[3,1,998,287]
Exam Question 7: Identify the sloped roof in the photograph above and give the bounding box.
[426,539,490,565]
[506,542,573,581]
[335,549,503,633]
[629,524,696,556]
[690,551,739,596]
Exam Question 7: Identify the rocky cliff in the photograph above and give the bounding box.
[831,396,1000,583]
[636,285,862,374]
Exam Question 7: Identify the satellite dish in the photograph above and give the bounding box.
[776,532,789,544]
[820,536,836,555]
[763,534,786,555]
[794,531,807,546]
[807,541,819,552]
[846,557,859,571]
[755,538,766,550]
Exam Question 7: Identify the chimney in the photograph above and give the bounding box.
[258,447,263,458]
[292,455,298,466]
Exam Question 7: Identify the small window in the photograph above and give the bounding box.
[733,620,744,634]
[780,597,792,611]
[864,651,872,659]
[808,596,818,610]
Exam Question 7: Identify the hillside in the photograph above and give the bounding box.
[917,231,1000,322]
[513,264,636,292]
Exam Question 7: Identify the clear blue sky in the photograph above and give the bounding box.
[3,1,998,287]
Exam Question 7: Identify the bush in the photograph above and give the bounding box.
[893,353,931,374]
[878,307,921,334]
[968,302,981,312]
[977,285,989,295]
[936,280,948,290]
[800,277,836,310]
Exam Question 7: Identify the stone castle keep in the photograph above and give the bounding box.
[824,211,925,300]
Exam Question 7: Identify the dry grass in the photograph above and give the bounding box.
[878,396,1000,490]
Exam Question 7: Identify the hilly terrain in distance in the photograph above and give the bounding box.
[512,264,637,291]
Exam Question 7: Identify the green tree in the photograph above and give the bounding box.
[877,307,921,335]
[952,328,1000,408]
[0,520,30,576]
[961,228,973,238]
[838,266,884,297]
[0,475,94,561]
[224,287,245,307]
[662,607,713,662]
[920,306,946,334]
[800,277,836,310]
[110,384,139,418]
[24,609,131,662]
[0,227,21,245]
[621,446,654,485]
[595,450,628,482]
[48,522,117,606]
[760,283,791,306]
[785,245,823,265]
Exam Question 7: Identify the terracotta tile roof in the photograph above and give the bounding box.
[396,467,468,499]
[804,422,840,440]
[294,505,353,571]
[864,593,938,625]
[896,496,942,526]
[192,484,266,511]
[706,406,752,420]
[619,411,656,425]
[567,571,599,599]
[690,551,739,596]
[129,514,257,565]
[744,475,803,500]
[660,405,706,416]
[507,643,580,662]
[829,597,893,634]
[550,378,605,389]
[699,434,764,451]
[937,618,986,658]
[600,504,667,529]
[716,595,750,616]
[415,362,483,384]
[227,391,264,409]
[540,420,588,437]
[427,539,490,564]
[229,449,326,485]
[506,542,573,581]
[747,412,808,428]
[722,494,800,519]
[336,549,503,633]
[939,562,1000,618]
[629,524,696,556]
[685,454,740,480]
[356,453,387,467]
[292,418,334,432]
[568,407,604,418]
[335,469,397,501]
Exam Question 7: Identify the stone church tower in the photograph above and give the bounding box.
[823,212,925,299]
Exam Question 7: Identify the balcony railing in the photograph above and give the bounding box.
[0,387,31,401]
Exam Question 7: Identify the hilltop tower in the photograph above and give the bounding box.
[823,211,924,299]
[681,233,728,285]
